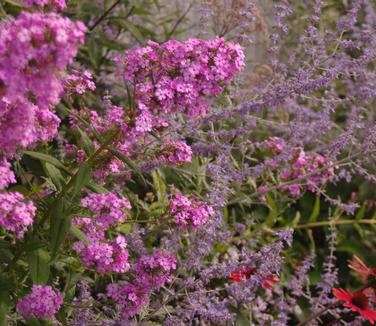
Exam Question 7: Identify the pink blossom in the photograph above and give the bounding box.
[0,159,16,189]
[135,250,177,289]
[16,285,63,320]
[64,69,96,95]
[0,192,36,238]
[107,283,149,318]
[169,194,215,229]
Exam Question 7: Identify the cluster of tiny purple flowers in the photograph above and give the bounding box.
[107,250,177,318]
[169,193,215,229]
[16,285,63,320]
[0,159,16,190]
[115,38,245,119]
[72,192,132,273]
[64,69,96,95]
[259,136,335,197]
[0,12,86,158]
[0,192,36,238]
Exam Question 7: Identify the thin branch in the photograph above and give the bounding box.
[165,3,193,41]
[89,0,122,31]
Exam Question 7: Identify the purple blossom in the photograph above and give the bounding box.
[16,285,63,320]
[0,191,36,238]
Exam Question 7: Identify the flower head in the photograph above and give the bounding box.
[0,192,36,238]
[348,256,376,283]
[332,288,376,325]
[16,285,63,320]
[229,268,279,289]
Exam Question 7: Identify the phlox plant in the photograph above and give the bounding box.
[0,0,375,325]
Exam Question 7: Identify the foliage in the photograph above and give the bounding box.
[0,0,375,325]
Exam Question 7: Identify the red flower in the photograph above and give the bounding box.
[263,274,280,289]
[348,256,376,299]
[332,288,376,325]
[348,256,376,283]
[229,268,279,289]
[230,268,256,283]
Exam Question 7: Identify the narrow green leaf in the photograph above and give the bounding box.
[27,248,50,284]
[50,199,71,260]
[87,182,108,194]
[77,128,95,155]
[152,170,166,202]
[121,20,145,44]
[3,0,22,7]
[309,196,321,223]
[70,163,92,199]
[0,274,11,325]
[70,225,88,245]
[26,318,42,326]
[44,163,64,191]
[24,151,70,174]
[355,204,366,220]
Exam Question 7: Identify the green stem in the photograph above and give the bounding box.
[292,219,376,230]
[89,0,122,31]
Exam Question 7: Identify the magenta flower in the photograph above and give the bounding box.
[16,285,63,320]
[0,192,36,238]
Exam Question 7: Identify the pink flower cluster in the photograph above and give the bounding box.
[169,194,215,229]
[0,159,16,190]
[72,192,132,273]
[158,141,192,165]
[0,12,85,157]
[107,283,149,319]
[115,38,245,119]
[135,250,177,289]
[107,250,176,318]
[261,137,335,197]
[23,0,67,10]
[0,192,36,238]
[68,39,243,180]
[64,69,96,95]
[69,106,191,178]
[16,285,63,320]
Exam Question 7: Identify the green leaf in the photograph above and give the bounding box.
[0,274,11,325]
[120,20,145,45]
[355,204,366,220]
[50,198,71,260]
[235,309,251,326]
[44,163,64,191]
[27,248,50,284]
[309,196,321,222]
[26,318,42,326]
[3,0,22,5]
[70,163,92,199]
[24,151,70,174]
[87,182,108,194]
[152,170,166,202]
[70,225,89,245]
[77,128,95,155]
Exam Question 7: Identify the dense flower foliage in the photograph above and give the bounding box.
[72,192,131,273]
[169,193,215,229]
[64,69,96,95]
[115,38,245,118]
[16,285,63,320]
[333,288,376,324]
[0,159,15,189]
[0,192,36,238]
[0,0,376,325]
[0,11,85,157]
